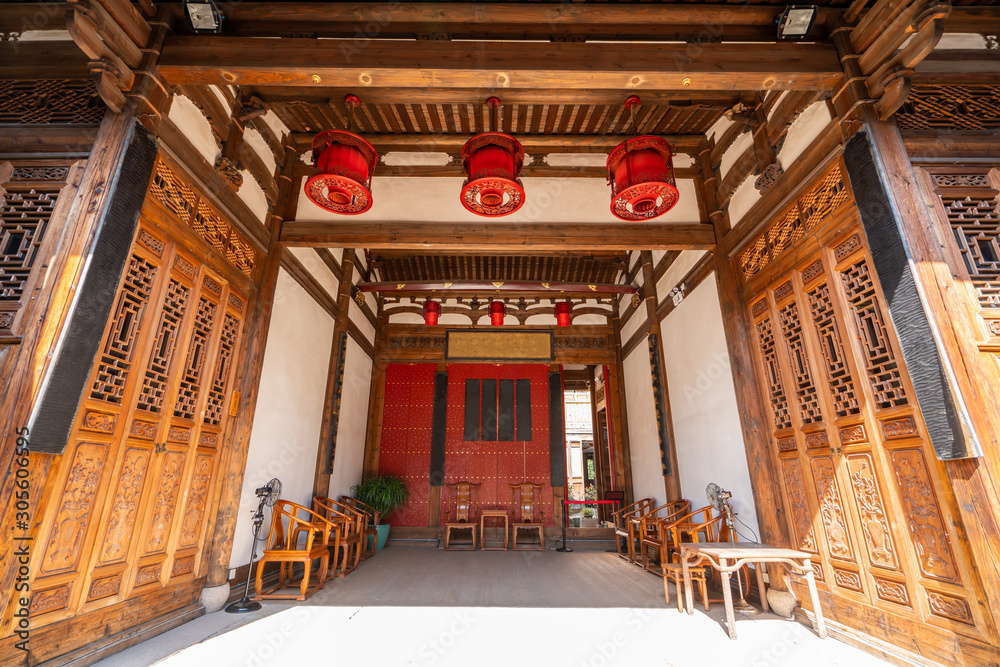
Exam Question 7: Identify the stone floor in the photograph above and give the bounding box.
[96,545,898,667]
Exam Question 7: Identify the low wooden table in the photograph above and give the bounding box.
[480,509,509,550]
[679,542,828,640]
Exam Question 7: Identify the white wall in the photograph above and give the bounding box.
[229,269,334,569]
[623,345,666,506]
[660,274,760,540]
[327,338,372,499]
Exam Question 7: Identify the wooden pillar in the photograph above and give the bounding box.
[312,248,356,497]
[699,148,792,553]
[588,365,609,521]
[640,250,682,501]
[604,328,634,506]
[203,145,295,588]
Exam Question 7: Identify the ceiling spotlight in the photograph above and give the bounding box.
[777,5,817,40]
[184,0,223,34]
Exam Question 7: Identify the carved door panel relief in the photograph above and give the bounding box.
[748,225,989,639]
[28,220,247,623]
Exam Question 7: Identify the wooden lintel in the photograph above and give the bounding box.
[901,130,1000,159]
[0,41,90,79]
[914,49,1000,82]
[157,38,843,92]
[280,221,717,251]
[359,280,636,294]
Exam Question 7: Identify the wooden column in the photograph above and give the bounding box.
[699,148,792,553]
[607,305,634,505]
[312,247,356,497]
[588,365,609,521]
[641,250,682,501]
[203,146,293,588]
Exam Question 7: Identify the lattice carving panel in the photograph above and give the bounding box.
[806,283,860,418]
[754,316,793,430]
[939,190,1000,309]
[148,159,257,278]
[174,297,217,420]
[897,84,1000,131]
[137,279,190,413]
[840,259,908,410]
[740,163,851,280]
[204,312,240,426]
[0,79,104,124]
[778,301,824,424]
[91,255,158,404]
[0,186,59,306]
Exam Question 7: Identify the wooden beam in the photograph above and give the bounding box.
[0,41,90,78]
[914,49,1000,82]
[901,130,1000,159]
[157,38,843,92]
[280,221,716,251]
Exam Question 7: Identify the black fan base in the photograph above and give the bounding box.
[225,598,261,614]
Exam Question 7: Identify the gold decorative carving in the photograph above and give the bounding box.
[882,417,917,440]
[82,411,116,434]
[839,425,866,444]
[812,456,855,561]
[631,292,640,308]
[42,443,107,573]
[781,460,817,553]
[135,564,161,586]
[890,450,958,581]
[927,591,974,624]
[847,455,898,569]
[29,585,71,614]
[100,448,151,563]
[145,452,186,554]
[88,575,120,601]
[130,420,157,440]
[354,290,365,307]
[875,579,910,606]
[179,455,214,547]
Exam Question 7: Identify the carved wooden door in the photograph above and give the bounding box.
[28,218,246,622]
[744,165,992,642]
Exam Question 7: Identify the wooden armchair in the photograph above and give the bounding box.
[254,500,332,601]
[612,497,655,563]
[637,501,698,573]
[341,495,380,560]
[313,496,360,577]
[510,482,545,551]
[443,482,480,550]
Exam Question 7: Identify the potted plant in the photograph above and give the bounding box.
[351,475,409,550]
[580,507,599,528]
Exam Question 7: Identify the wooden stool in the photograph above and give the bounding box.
[663,561,708,613]
[480,509,509,550]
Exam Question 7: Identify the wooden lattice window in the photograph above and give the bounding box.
[137,279,190,413]
[173,296,218,420]
[0,80,104,124]
[754,315,793,430]
[897,84,1000,131]
[806,282,860,418]
[204,312,241,426]
[777,300,823,424]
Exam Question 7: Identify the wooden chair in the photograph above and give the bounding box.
[342,495,380,560]
[612,497,655,562]
[254,500,332,601]
[510,482,545,551]
[312,496,360,577]
[443,482,480,550]
[662,554,710,613]
[636,500,691,571]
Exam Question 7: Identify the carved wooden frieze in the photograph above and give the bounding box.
[130,420,157,440]
[834,568,863,592]
[889,450,958,581]
[847,454,898,569]
[0,79,104,124]
[178,455,214,548]
[926,591,974,625]
[144,452,186,554]
[387,334,445,350]
[553,335,608,350]
[173,255,195,278]
[882,416,918,440]
[781,459,817,553]
[839,425,866,445]
[199,432,218,447]
[990,321,1000,338]
[87,575,121,601]
[777,437,796,452]
[29,584,71,615]
[81,411,116,434]
[10,166,70,181]
[135,564,161,586]
[100,448,151,564]
[805,431,828,449]
[171,555,196,576]
[801,259,824,284]
[812,456,855,561]
[897,84,1000,131]
[42,443,107,573]
[137,230,165,257]
[874,578,910,607]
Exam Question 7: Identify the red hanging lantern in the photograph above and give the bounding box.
[606,96,679,221]
[461,98,525,217]
[423,300,441,326]
[489,300,506,326]
[555,301,572,327]
[305,95,378,215]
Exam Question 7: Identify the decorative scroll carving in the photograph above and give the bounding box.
[148,159,257,277]
[812,562,824,581]
[29,585,70,614]
[839,425,866,445]
[228,292,245,313]
[173,255,195,278]
[805,431,828,449]
[927,591,974,624]
[936,184,1000,310]
[848,454,898,569]
[82,411,116,433]
[137,230,164,257]
[42,443,107,572]
[755,316,792,430]
[199,432,218,447]
[0,79,104,124]
[754,162,784,194]
[801,260,824,284]
[781,459,817,553]
[91,255,158,403]
[751,299,768,318]
[145,451,185,554]
[171,555,196,576]
[882,416,917,440]
[840,259,908,410]
[875,579,910,606]
[553,335,608,350]
[773,281,794,302]
[806,282,860,418]
[740,163,851,280]
[897,84,1000,131]
[130,420,157,440]
[834,569,863,592]
[167,426,190,443]
[387,334,446,350]
[135,564,161,586]
[10,166,69,181]
[205,312,240,426]
[100,448,150,563]
[174,297,218,420]
[890,450,958,581]
[812,456,855,561]
[777,437,797,452]
[138,279,190,413]
[834,234,862,262]
[778,301,823,424]
[179,455,214,547]
[990,320,1000,337]
[88,575,120,601]
[933,174,990,188]
[202,275,222,296]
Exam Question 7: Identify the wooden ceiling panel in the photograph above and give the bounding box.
[371,252,628,284]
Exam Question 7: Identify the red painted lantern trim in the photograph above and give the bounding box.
[606,135,679,222]
[305,129,379,215]
[461,132,526,217]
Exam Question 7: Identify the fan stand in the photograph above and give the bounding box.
[225,494,267,614]
[722,501,760,616]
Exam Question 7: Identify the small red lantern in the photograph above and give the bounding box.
[305,96,378,215]
[423,300,441,326]
[460,98,525,217]
[555,301,572,327]
[606,97,678,221]
[489,300,506,326]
